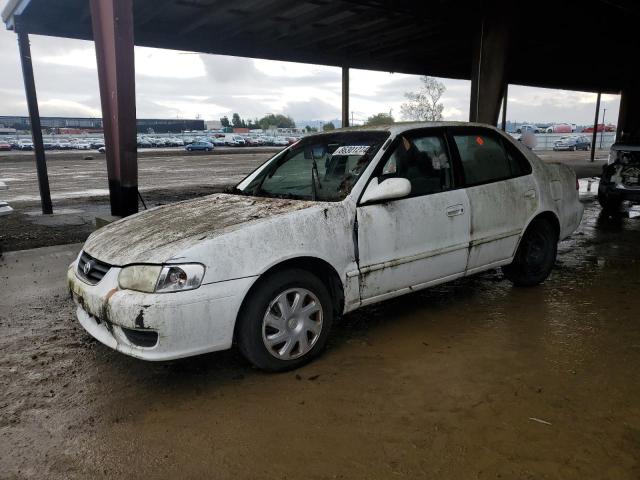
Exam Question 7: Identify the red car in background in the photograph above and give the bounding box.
[0,141,12,151]
[583,124,616,133]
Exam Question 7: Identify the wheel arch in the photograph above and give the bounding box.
[233,256,345,342]
[525,210,561,239]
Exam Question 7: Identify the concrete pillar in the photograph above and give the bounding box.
[15,21,53,215]
[90,0,138,217]
[617,81,640,143]
[342,66,349,128]
[469,12,509,125]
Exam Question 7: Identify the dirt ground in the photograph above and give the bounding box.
[1,186,639,479]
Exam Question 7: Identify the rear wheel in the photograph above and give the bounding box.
[237,269,334,371]
[502,218,558,287]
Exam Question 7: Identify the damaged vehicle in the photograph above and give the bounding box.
[598,143,640,210]
[68,122,583,371]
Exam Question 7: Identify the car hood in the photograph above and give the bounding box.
[83,193,316,265]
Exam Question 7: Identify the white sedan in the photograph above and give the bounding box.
[68,122,583,371]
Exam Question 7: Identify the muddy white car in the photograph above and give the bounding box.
[68,122,583,371]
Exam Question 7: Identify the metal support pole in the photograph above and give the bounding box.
[16,26,52,215]
[590,92,601,163]
[501,84,508,131]
[600,108,606,149]
[342,66,349,128]
[90,0,138,217]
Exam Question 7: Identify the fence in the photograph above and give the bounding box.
[507,132,617,152]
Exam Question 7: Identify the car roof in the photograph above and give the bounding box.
[312,121,500,136]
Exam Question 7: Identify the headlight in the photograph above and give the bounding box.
[118,264,205,293]
[155,264,205,293]
[118,265,162,293]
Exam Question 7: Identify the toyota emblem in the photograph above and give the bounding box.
[83,260,94,275]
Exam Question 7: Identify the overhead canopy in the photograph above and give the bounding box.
[2,0,639,94]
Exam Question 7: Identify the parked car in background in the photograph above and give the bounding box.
[598,143,640,210]
[185,141,213,152]
[68,122,583,371]
[0,141,11,151]
[224,134,246,146]
[17,140,33,150]
[98,146,106,153]
[516,124,540,134]
[546,124,573,134]
[273,136,289,146]
[212,137,225,147]
[583,124,616,133]
[553,136,591,151]
[73,141,91,150]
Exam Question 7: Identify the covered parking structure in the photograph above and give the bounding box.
[3,0,640,216]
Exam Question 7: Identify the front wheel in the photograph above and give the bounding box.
[237,269,334,371]
[502,218,558,287]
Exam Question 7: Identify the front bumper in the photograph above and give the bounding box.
[598,182,640,203]
[67,261,256,361]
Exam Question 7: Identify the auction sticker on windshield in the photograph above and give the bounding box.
[332,145,370,156]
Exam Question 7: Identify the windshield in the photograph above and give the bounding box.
[235,131,389,201]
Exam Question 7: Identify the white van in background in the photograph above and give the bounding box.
[224,134,246,146]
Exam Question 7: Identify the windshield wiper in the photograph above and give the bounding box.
[311,157,323,201]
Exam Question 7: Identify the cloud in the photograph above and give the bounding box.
[0,26,621,126]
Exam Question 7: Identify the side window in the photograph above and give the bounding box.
[380,134,453,196]
[453,132,528,185]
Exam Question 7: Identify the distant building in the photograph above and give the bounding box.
[206,120,222,130]
[0,116,205,134]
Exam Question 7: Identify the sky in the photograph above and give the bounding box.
[0,25,621,126]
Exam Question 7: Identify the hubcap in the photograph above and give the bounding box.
[262,288,323,360]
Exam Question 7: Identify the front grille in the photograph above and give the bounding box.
[77,251,111,285]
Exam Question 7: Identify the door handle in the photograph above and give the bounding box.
[524,189,537,199]
[446,204,464,217]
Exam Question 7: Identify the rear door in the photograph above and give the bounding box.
[356,129,470,301]
[447,127,538,273]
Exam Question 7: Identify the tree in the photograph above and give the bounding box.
[322,122,335,131]
[400,76,446,121]
[220,116,230,128]
[305,125,318,133]
[365,112,394,126]
[257,114,296,130]
[232,113,245,128]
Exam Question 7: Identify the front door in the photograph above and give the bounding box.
[356,130,470,302]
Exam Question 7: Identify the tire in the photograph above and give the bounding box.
[186,147,192,152]
[237,268,334,372]
[502,218,558,287]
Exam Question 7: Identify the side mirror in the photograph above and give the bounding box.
[360,177,411,204]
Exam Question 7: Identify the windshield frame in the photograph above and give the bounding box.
[233,130,390,202]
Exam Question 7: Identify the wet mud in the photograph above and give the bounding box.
[1,190,639,479]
